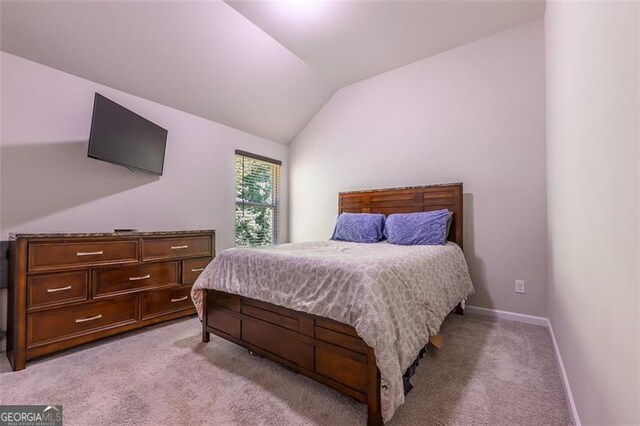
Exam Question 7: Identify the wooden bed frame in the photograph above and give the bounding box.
[201,183,464,425]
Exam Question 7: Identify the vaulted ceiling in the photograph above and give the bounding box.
[0,1,545,144]
[0,1,335,144]
[226,0,546,87]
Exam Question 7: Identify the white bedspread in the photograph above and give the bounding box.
[191,241,474,422]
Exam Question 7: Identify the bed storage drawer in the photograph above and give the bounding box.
[28,270,88,310]
[316,345,369,393]
[141,286,194,320]
[207,305,241,339]
[92,261,179,298]
[28,240,138,271]
[242,316,314,371]
[142,236,213,261]
[315,325,369,353]
[207,289,240,312]
[27,296,138,348]
[316,317,359,337]
[182,257,211,284]
[242,298,314,335]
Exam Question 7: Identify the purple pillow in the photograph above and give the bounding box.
[384,210,450,245]
[331,213,385,243]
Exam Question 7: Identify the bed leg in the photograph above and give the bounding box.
[202,289,210,343]
[367,390,383,426]
[455,302,464,315]
[367,349,383,426]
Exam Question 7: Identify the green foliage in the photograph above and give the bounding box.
[235,156,278,247]
[235,205,273,247]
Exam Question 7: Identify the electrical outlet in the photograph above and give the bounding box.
[515,280,526,294]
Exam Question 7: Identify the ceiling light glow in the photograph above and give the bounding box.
[270,0,328,24]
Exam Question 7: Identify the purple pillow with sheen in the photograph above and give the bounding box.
[331,213,385,243]
[384,210,450,245]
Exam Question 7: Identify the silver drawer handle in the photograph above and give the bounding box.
[129,274,150,281]
[47,285,72,293]
[75,314,102,323]
[171,296,189,303]
[191,268,204,272]
[171,245,188,250]
[77,251,103,256]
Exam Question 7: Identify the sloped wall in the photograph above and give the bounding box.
[0,52,288,262]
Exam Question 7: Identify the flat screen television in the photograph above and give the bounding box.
[88,93,168,176]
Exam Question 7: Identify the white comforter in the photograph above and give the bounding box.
[191,241,474,422]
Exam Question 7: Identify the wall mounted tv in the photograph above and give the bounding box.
[88,93,168,176]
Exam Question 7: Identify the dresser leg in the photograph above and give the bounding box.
[7,350,26,371]
[8,239,28,371]
[202,327,210,343]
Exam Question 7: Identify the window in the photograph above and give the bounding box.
[235,150,281,247]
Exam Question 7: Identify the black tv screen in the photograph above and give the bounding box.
[88,93,167,175]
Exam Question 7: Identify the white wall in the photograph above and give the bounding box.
[0,39,4,351]
[0,52,288,250]
[0,61,3,237]
[545,2,639,424]
[289,20,547,316]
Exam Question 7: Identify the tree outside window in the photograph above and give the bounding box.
[235,151,281,246]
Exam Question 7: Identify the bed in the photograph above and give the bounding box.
[191,183,473,425]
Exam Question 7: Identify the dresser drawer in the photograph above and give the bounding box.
[142,235,212,261]
[93,261,178,298]
[28,240,138,272]
[182,257,211,284]
[27,296,138,348]
[28,270,88,310]
[141,286,194,320]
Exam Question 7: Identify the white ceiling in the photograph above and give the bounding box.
[0,1,336,144]
[226,0,546,87]
[1,1,545,144]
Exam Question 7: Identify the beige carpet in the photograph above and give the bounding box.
[0,314,572,426]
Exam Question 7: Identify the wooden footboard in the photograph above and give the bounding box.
[202,289,383,426]
[200,184,466,424]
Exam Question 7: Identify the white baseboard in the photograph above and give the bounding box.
[463,304,580,425]
[465,305,548,326]
[547,319,581,426]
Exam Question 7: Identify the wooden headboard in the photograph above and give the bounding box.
[338,183,464,249]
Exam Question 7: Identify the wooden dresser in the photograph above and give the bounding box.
[6,230,215,371]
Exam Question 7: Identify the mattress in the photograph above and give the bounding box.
[191,240,474,422]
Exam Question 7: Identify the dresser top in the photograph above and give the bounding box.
[10,229,215,239]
